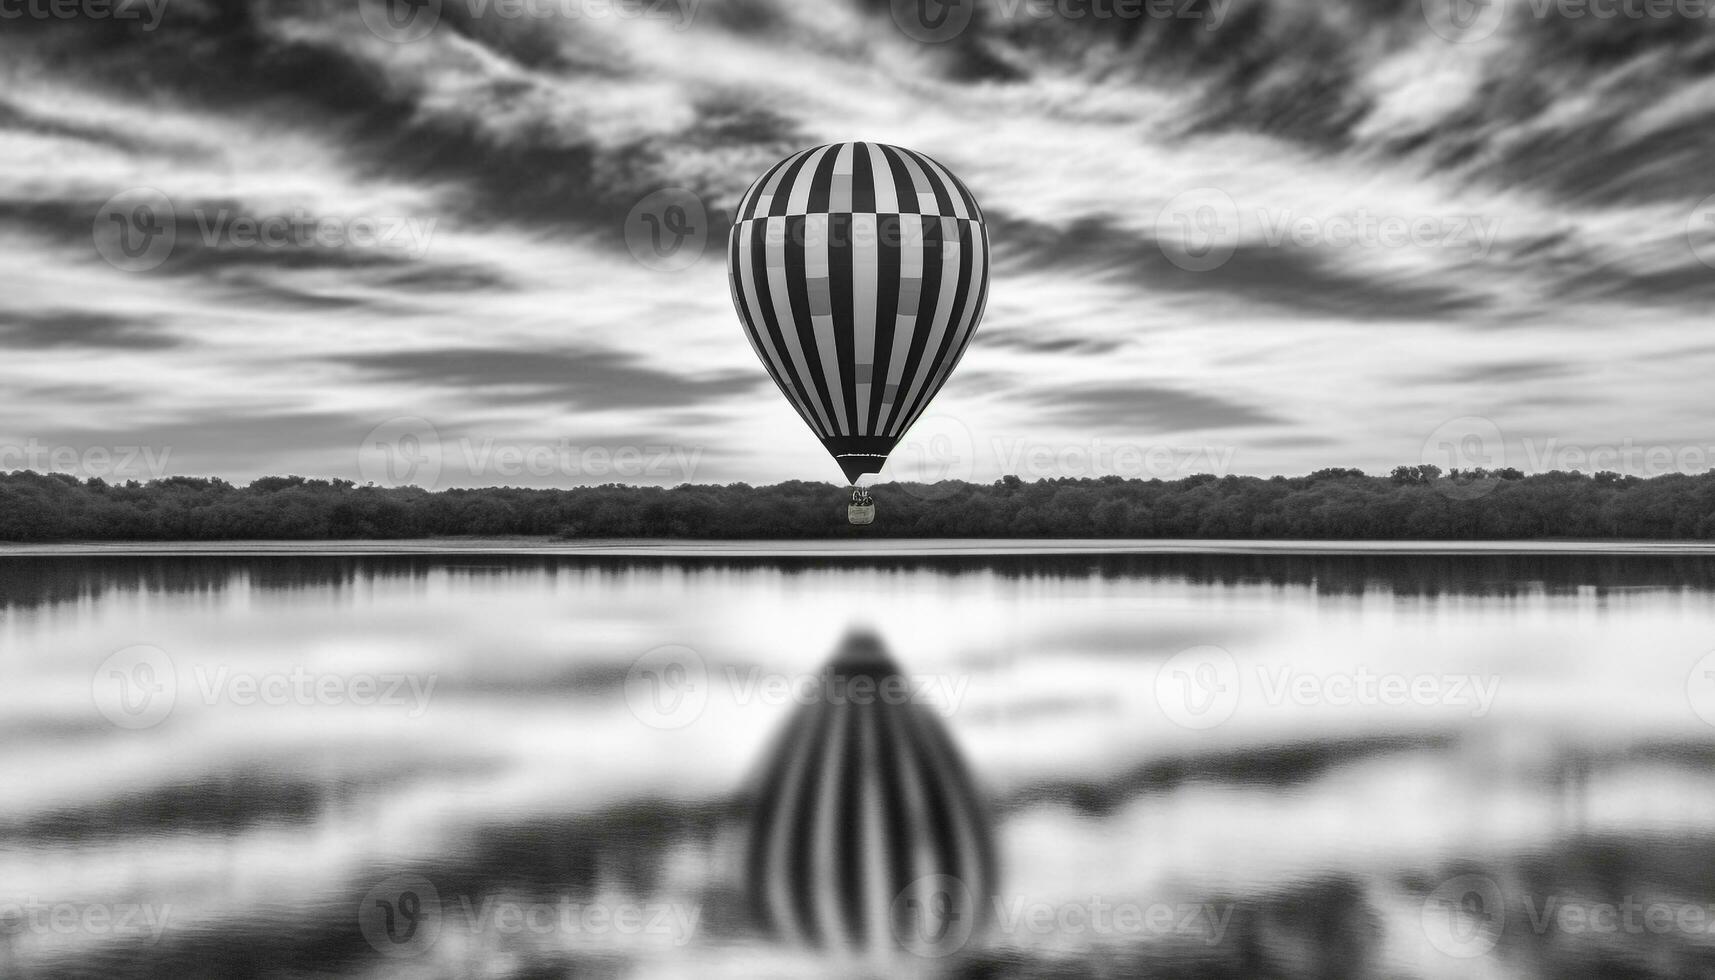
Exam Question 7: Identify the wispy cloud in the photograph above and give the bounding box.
[1,312,180,350]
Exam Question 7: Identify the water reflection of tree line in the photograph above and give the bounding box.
[8,554,1715,612]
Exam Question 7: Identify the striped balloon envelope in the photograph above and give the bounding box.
[744,630,997,964]
[727,143,991,484]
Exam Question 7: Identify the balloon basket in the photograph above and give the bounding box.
[847,487,875,526]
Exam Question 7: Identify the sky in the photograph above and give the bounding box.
[2,0,1713,488]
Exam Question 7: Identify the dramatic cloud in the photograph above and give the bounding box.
[335,348,764,410]
[1,312,180,350]
[1,0,1711,485]
[1035,385,1286,431]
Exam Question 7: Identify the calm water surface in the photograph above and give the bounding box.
[4,548,1715,979]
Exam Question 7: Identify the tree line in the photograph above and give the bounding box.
[1,466,1713,542]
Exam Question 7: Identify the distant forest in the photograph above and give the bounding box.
[3,465,1715,541]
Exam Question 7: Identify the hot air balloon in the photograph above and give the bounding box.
[726,143,990,525]
[745,629,997,965]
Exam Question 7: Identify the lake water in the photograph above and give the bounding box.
[4,546,1715,979]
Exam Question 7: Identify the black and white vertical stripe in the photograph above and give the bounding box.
[727,143,990,482]
[745,631,996,961]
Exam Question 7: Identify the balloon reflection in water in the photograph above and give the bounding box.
[744,629,997,966]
